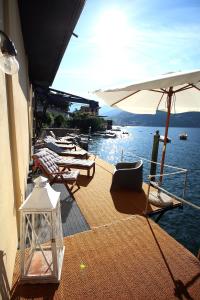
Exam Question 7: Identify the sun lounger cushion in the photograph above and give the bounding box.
[45,135,74,145]
[45,142,88,158]
[45,142,72,153]
[54,170,79,181]
[34,148,93,167]
[44,138,76,150]
[57,158,94,167]
[33,148,95,176]
[33,153,58,173]
[32,152,80,190]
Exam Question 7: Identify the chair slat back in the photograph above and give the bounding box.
[33,150,59,178]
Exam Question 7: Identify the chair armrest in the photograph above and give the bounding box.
[116,162,137,170]
[116,160,143,170]
[114,168,140,177]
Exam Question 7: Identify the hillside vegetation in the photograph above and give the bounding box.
[100,106,200,127]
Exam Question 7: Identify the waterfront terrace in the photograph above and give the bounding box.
[11,157,200,299]
[1,1,200,299]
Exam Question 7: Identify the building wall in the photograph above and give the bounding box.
[0,0,31,293]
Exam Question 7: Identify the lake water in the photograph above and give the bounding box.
[88,126,200,256]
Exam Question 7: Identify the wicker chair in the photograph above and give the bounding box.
[110,160,143,191]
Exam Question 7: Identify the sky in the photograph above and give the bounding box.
[52,0,200,105]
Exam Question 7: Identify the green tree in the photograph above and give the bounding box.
[54,114,67,128]
[68,112,105,132]
[45,111,54,127]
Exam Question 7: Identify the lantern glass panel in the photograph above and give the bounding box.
[23,212,54,278]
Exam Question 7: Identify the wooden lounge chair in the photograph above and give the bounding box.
[44,137,76,150]
[33,148,95,177]
[32,153,80,194]
[45,142,88,159]
[49,130,77,143]
[110,160,143,191]
[45,135,74,145]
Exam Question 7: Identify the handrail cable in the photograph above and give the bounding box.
[136,155,187,172]
[130,154,193,210]
[132,153,188,198]
[148,170,186,178]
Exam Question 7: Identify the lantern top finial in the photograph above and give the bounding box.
[34,176,48,187]
[19,176,60,211]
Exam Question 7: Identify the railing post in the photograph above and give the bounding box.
[88,126,91,137]
[182,171,188,198]
[150,130,160,181]
[144,177,152,215]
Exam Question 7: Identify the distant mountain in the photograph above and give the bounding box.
[99,105,200,127]
[99,105,121,117]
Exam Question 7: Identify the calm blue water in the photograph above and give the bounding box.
[88,126,200,256]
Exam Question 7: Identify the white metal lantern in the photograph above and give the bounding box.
[19,176,65,283]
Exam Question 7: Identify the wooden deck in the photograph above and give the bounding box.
[74,157,181,228]
[11,157,200,299]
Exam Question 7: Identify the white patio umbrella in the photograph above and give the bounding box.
[95,69,200,184]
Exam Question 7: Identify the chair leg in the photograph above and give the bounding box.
[71,180,80,193]
[64,180,80,195]
[76,181,80,189]
[93,165,95,176]
[87,165,95,177]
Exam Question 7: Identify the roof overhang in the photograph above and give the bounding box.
[35,86,99,109]
[18,0,85,87]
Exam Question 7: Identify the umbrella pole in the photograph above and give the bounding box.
[159,87,173,185]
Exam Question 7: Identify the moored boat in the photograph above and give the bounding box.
[179,132,188,140]
[159,135,171,143]
[103,132,117,138]
[111,126,121,131]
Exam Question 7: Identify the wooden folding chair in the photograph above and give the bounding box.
[33,155,80,194]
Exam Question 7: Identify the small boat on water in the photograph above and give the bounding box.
[103,132,117,138]
[111,126,121,131]
[92,132,104,137]
[159,135,171,143]
[93,131,117,138]
[179,132,188,140]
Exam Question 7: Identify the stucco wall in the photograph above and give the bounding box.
[0,0,31,293]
